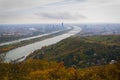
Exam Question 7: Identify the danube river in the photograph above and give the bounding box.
[5,26,81,62]
[0,27,71,46]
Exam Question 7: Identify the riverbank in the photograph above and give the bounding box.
[4,26,81,62]
[0,27,72,54]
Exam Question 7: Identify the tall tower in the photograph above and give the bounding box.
[61,22,64,27]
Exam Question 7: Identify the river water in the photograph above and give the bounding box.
[5,26,81,62]
[0,27,71,46]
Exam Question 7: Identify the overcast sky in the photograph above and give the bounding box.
[0,0,120,24]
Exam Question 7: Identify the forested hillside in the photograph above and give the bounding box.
[0,35,120,80]
[0,59,120,80]
[29,35,120,67]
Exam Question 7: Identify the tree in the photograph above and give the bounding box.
[0,53,5,62]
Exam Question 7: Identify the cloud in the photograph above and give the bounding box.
[36,12,86,20]
[0,0,62,12]
[48,0,86,5]
[0,0,120,23]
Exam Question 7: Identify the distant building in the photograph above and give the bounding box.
[109,60,117,64]
[61,22,64,27]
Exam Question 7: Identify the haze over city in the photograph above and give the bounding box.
[0,0,120,24]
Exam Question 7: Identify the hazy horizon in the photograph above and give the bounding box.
[0,0,120,24]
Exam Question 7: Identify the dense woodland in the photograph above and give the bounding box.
[29,35,120,68]
[0,59,120,80]
[0,35,120,80]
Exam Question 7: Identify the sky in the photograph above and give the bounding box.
[0,0,120,24]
